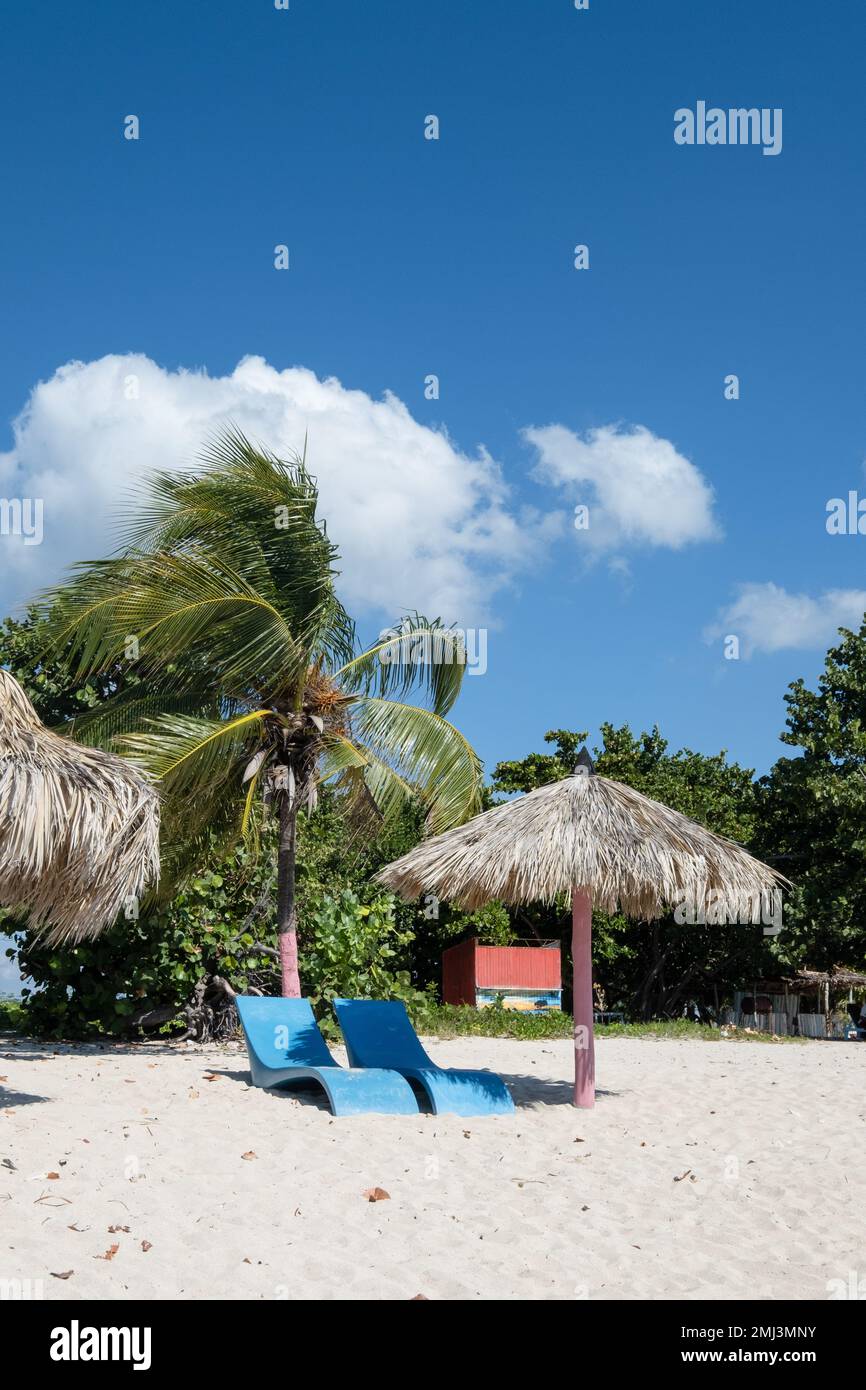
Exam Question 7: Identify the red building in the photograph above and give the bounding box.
[442,938,562,1012]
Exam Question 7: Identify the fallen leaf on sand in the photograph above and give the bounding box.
[203,1073,222,1083]
[462,1130,471,1139]
[68,1224,89,1232]
[673,1170,692,1183]
[124,1080,136,1085]
[363,1187,390,1202]
[573,1137,585,1144]
[46,1172,60,1180]
[2,1158,16,1171]
[51,1270,74,1280]
[141,1240,152,1253]
[241,1151,257,1161]
[95,1244,120,1261]
[108,1225,130,1234]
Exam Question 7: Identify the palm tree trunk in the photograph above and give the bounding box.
[277,792,301,997]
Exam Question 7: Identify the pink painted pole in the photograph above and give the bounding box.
[571,888,595,1108]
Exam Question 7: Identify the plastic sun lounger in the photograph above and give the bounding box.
[234,996,419,1117]
[333,998,515,1117]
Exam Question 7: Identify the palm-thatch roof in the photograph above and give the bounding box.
[0,670,160,943]
[377,764,787,916]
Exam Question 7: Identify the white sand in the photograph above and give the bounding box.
[2,1033,864,1301]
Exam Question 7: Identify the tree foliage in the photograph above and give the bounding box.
[755,621,866,973]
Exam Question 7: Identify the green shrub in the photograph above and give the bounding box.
[0,998,25,1032]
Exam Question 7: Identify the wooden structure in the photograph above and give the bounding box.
[734,966,866,1037]
[442,938,561,1012]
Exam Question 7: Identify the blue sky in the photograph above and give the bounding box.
[1,0,865,819]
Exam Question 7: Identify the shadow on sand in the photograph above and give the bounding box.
[0,1082,49,1108]
[213,1064,620,1111]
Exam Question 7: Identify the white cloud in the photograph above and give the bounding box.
[706,582,866,656]
[0,354,560,625]
[524,422,721,554]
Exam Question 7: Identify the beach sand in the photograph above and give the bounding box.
[2,1033,864,1301]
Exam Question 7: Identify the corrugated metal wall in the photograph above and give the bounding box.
[475,946,562,990]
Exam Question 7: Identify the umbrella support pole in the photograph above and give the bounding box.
[571,888,595,1107]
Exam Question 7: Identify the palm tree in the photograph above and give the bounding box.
[43,430,483,995]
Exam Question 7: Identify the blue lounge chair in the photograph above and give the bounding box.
[234,996,418,1116]
[333,999,515,1117]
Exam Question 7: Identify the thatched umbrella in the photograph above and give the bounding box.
[377,751,787,1107]
[0,669,160,944]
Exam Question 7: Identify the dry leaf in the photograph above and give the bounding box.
[363,1187,390,1203]
[108,1224,130,1233]
[46,1172,60,1180]
[203,1073,221,1083]
[51,1270,74,1280]
[67,1223,89,1232]
[241,1151,257,1161]
[95,1243,120,1261]
[673,1170,692,1183]
[141,1240,152,1253]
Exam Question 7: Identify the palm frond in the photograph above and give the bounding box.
[119,427,356,670]
[121,709,272,803]
[349,696,484,833]
[44,550,309,701]
[337,613,468,715]
[319,731,419,826]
